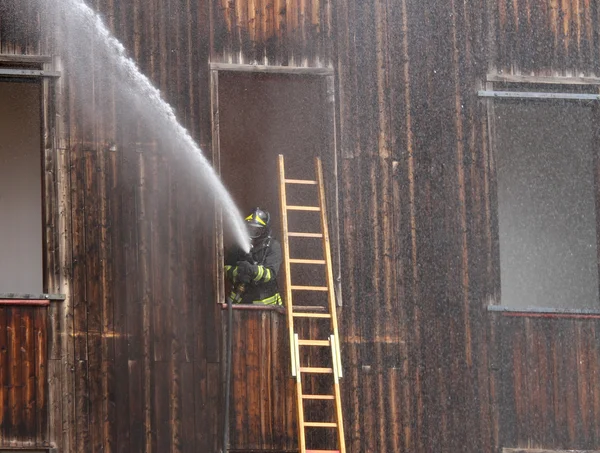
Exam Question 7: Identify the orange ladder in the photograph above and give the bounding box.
[278,154,346,453]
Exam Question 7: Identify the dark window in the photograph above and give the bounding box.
[215,70,341,306]
[494,101,599,310]
[0,81,43,293]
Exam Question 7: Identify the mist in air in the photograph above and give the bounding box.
[57,0,250,253]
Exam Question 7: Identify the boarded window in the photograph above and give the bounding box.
[494,101,599,310]
[0,81,43,293]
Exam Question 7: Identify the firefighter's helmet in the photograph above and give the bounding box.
[245,207,271,240]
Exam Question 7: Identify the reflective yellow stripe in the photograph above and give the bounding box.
[263,268,272,282]
[253,293,282,305]
[227,290,243,304]
[245,213,266,226]
[233,267,239,282]
[253,265,264,282]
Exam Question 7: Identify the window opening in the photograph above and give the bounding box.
[487,82,600,310]
[214,70,340,307]
[0,80,43,294]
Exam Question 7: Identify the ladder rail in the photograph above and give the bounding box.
[294,334,306,452]
[315,157,344,379]
[330,335,346,453]
[278,154,297,378]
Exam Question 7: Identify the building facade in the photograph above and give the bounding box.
[0,1,599,452]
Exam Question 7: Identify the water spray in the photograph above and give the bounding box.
[61,0,251,253]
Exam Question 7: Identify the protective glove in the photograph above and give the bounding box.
[236,260,258,283]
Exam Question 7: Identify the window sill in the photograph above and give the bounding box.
[0,293,66,306]
[219,303,286,314]
[488,305,600,319]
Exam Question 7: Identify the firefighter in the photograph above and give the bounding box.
[224,207,283,305]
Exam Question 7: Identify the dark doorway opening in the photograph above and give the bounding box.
[215,70,340,305]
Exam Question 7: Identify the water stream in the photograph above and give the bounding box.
[61,0,250,253]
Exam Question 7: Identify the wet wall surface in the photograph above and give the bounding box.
[1,0,600,452]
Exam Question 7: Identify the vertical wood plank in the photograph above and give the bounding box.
[22,308,35,440]
[34,309,47,445]
[0,306,8,442]
[8,307,23,447]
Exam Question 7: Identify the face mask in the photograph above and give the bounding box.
[247,223,264,239]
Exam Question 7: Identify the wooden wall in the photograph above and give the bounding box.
[48,0,223,449]
[227,308,297,451]
[0,1,55,451]
[2,0,600,452]
[0,306,48,447]
[490,314,600,450]
[492,0,600,76]
[0,1,45,55]
[335,0,494,451]
[210,0,333,66]
[0,0,336,451]
[2,0,223,452]
[333,0,600,452]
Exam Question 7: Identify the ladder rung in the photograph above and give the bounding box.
[303,394,335,400]
[286,205,321,211]
[288,232,323,238]
[306,451,340,453]
[291,285,328,291]
[292,305,327,312]
[293,312,331,319]
[298,339,330,346]
[299,367,333,374]
[289,258,326,264]
[285,178,318,185]
[304,422,338,428]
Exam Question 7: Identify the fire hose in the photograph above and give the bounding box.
[222,282,246,452]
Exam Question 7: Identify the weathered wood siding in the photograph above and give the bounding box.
[335,0,494,451]
[3,0,600,452]
[334,0,600,452]
[3,0,223,452]
[0,306,48,447]
[0,1,45,55]
[210,0,333,66]
[50,1,221,448]
[490,314,600,450]
[0,2,56,451]
[492,0,600,76]
[226,311,337,452]
[53,144,223,453]
[38,0,225,451]
[227,308,297,451]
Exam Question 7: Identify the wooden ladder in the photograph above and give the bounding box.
[278,154,346,453]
